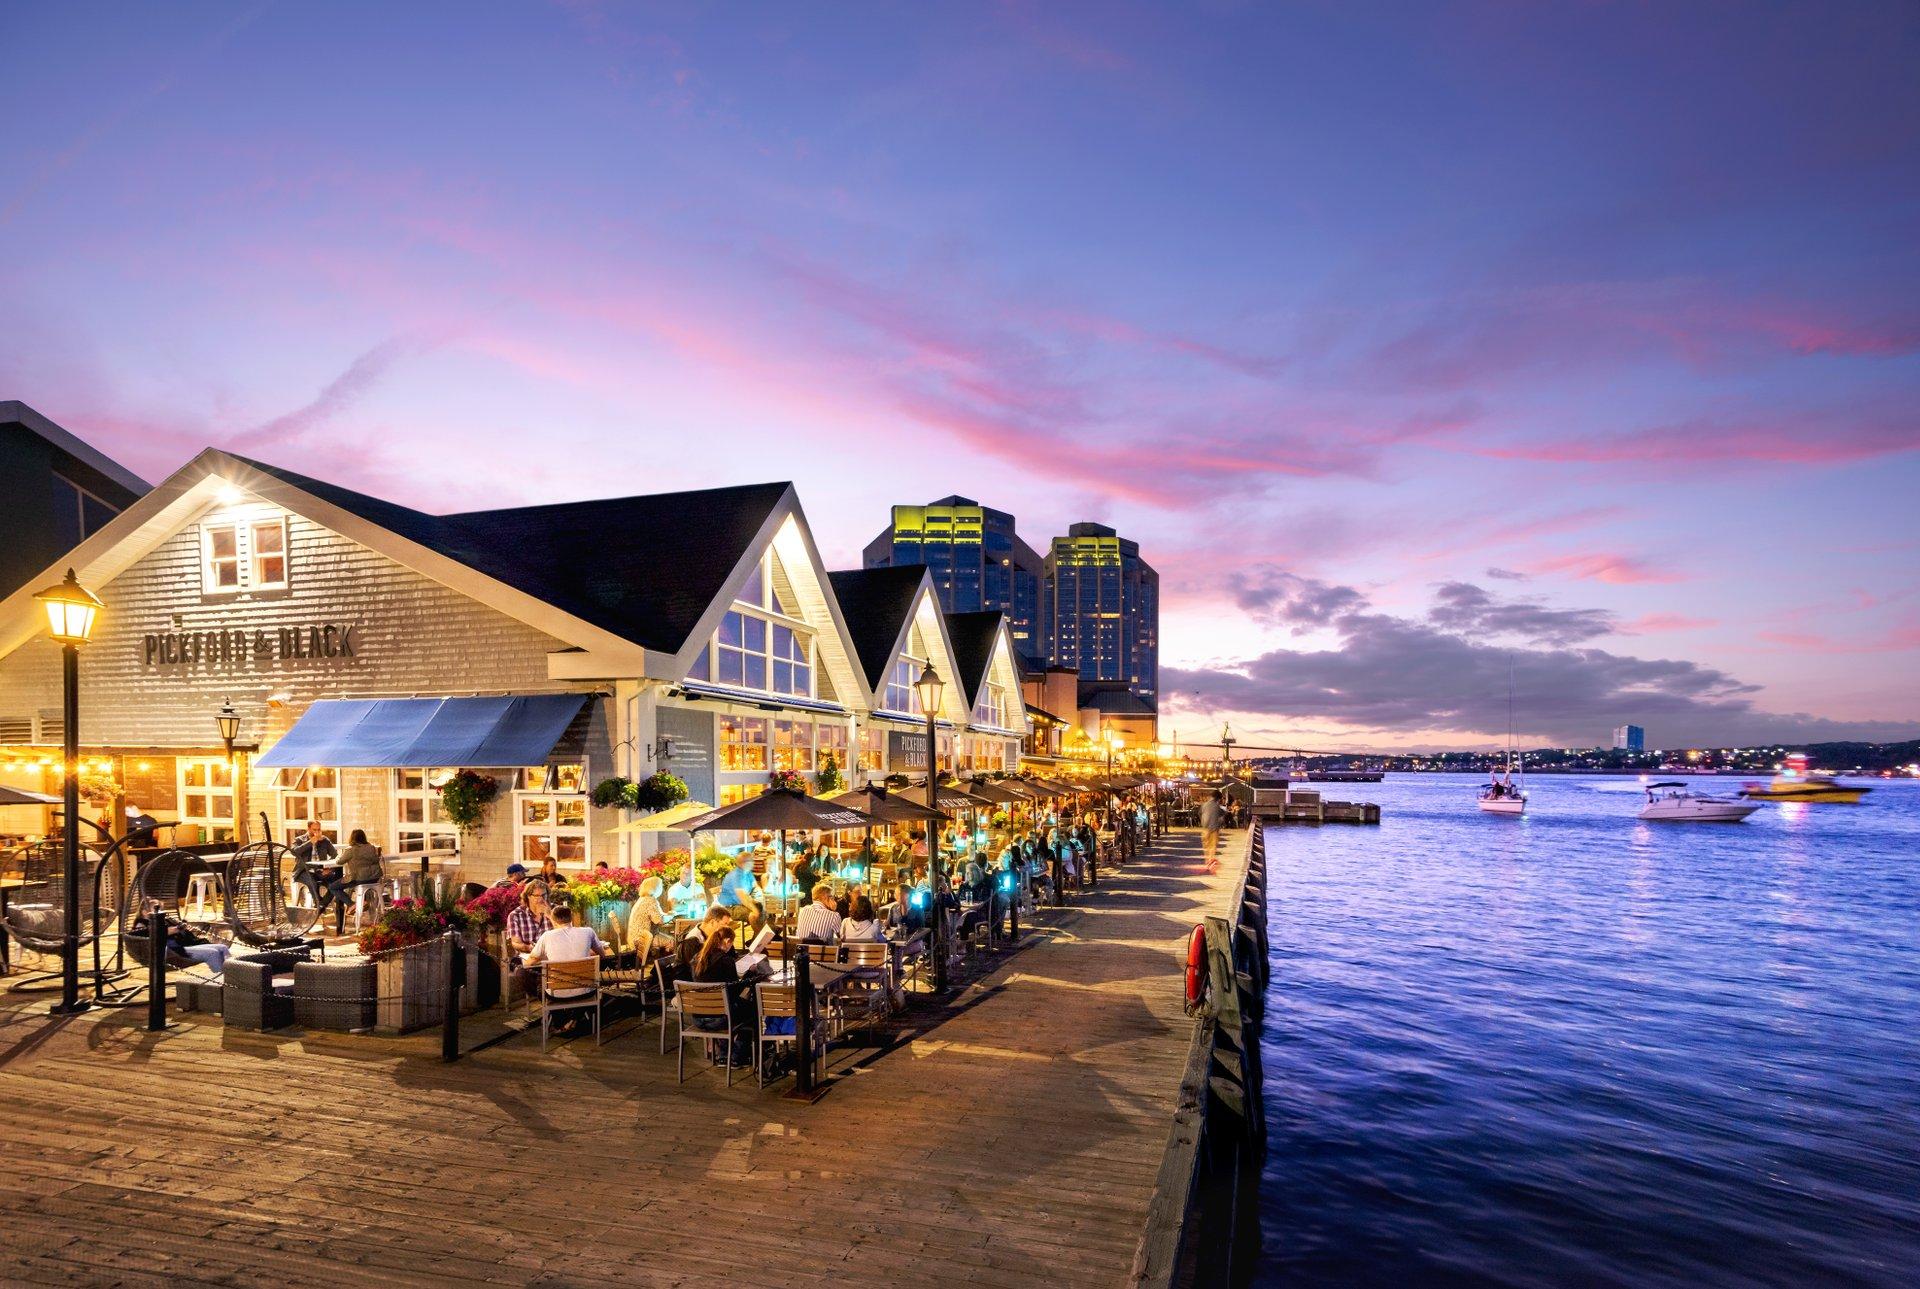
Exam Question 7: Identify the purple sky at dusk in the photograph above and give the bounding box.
[4,2,1916,750]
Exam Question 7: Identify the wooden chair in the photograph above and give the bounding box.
[755,983,800,1088]
[838,940,894,1027]
[673,981,738,1086]
[539,957,603,1052]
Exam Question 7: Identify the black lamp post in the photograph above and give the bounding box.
[35,569,103,1017]
[916,662,948,994]
[1220,721,1236,780]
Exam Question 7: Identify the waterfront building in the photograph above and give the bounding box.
[861,497,1046,667]
[1613,724,1646,752]
[825,566,982,781]
[0,401,148,601]
[0,448,1025,877]
[941,610,1029,773]
[1042,522,1159,709]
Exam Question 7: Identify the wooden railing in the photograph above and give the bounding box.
[1130,826,1269,1288]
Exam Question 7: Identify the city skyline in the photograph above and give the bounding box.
[3,3,1915,750]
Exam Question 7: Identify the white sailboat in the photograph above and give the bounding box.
[1478,662,1527,815]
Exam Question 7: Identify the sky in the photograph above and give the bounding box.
[2,1,1916,752]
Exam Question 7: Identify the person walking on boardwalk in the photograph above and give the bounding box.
[1200,790,1225,874]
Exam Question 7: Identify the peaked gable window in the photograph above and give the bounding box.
[688,549,815,698]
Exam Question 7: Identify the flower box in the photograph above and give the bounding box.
[374,940,482,1034]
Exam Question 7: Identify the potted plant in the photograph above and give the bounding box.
[359,886,483,1032]
[632,770,690,812]
[439,769,500,835]
[769,767,806,793]
[813,752,845,795]
[591,776,635,809]
[558,865,649,942]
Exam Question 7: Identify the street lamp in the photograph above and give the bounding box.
[916,662,948,994]
[1220,721,1236,779]
[34,569,103,1016]
[216,699,241,758]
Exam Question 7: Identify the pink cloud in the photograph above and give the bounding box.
[1755,624,1920,654]
[1624,613,1717,633]
[1530,552,1684,585]
[1473,414,1918,468]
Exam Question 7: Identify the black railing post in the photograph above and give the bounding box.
[146,902,167,1032]
[441,931,461,1062]
[789,943,819,1101]
[1008,883,1019,943]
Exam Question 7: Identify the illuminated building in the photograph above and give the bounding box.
[1613,724,1645,752]
[1043,523,1158,709]
[862,497,1045,666]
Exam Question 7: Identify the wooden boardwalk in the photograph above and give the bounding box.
[0,831,1235,1288]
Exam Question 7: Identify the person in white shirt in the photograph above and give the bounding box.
[793,883,842,943]
[524,904,607,1000]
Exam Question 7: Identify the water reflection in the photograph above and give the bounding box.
[1258,775,1920,1288]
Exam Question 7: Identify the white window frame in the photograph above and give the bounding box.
[883,655,926,716]
[200,523,242,595]
[277,767,340,845]
[392,768,461,854]
[249,516,289,590]
[688,551,816,698]
[972,680,1010,731]
[178,757,236,836]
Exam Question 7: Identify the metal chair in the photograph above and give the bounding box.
[539,957,604,1051]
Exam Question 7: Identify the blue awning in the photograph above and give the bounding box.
[255,695,590,769]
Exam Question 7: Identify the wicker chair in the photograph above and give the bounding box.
[1,838,127,991]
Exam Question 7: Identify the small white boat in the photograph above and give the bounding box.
[1637,781,1761,823]
[1478,775,1527,815]
[1478,663,1528,815]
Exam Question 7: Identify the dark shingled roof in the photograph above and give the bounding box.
[1078,686,1155,716]
[944,610,1007,707]
[826,567,928,691]
[236,454,790,654]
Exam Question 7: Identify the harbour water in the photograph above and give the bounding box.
[1255,774,1920,1287]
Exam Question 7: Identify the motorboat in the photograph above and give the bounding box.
[1637,782,1761,823]
[1739,773,1870,804]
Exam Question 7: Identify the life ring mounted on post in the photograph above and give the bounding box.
[1184,923,1208,1012]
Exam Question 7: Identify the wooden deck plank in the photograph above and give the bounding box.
[0,830,1235,1288]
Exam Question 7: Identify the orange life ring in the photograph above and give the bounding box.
[1184,924,1207,1007]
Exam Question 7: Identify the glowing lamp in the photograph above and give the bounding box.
[216,699,242,756]
[915,662,945,717]
[34,569,103,646]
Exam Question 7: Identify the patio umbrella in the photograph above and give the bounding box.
[0,786,60,806]
[677,789,880,907]
[962,779,1027,806]
[610,800,715,833]
[829,785,948,880]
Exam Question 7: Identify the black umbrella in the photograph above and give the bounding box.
[0,786,60,807]
[963,779,1027,806]
[829,785,948,880]
[677,789,880,907]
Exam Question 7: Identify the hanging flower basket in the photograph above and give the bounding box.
[439,770,500,833]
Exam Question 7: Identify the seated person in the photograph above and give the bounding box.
[715,853,765,932]
[666,861,707,918]
[333,828,385,935]
[675,906,734,980]
[688,925,758,1058]
[506,886,554,962]
[522,904,608,1031]
[793,882,842,943]
[789,845,823,899]
[626,875,670,960]
[837,895,887,944]
[536,856,568,887]
[290,820,343,911]
[493,861,530,888]
[127,910,230,977]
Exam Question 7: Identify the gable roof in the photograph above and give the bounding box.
[235,455,789,655]
[944,610,1008,708]
[826,566,931,692]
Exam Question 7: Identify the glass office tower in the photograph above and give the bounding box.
[863,497,1046,664]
